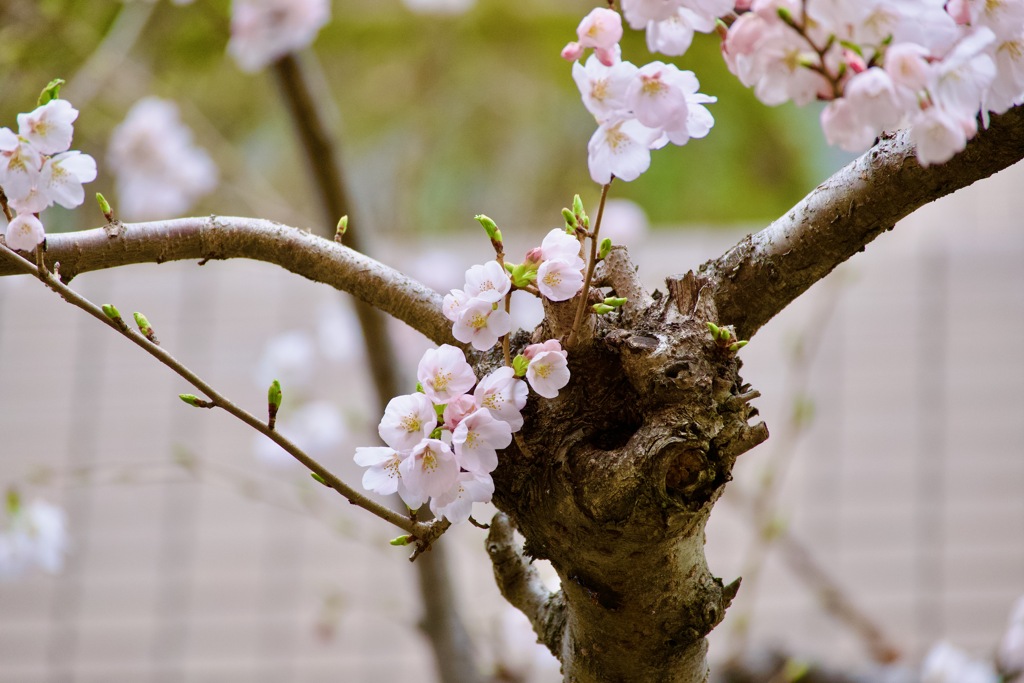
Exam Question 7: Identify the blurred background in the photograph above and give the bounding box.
[0,0,1022,681]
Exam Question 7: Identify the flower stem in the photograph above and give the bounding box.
[567,181,612,348]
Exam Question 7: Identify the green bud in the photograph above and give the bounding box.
[310,472,327,486]
[475,214,501,242]
[133,311,151,334]
[415,382,425,393]
[561,208,577,229]
[268,379,282,410]
[592,303,615,315]
[599,238,612,260]
[434,403,446,418]
[706,322,720,337]
[335,215,348,243]
[179,394,201,407]
[776,6,796,26]
[510,263,538,289]
[102,304,122,320]
[429,427,444,439]
[37,78,65,106]
[96,193,112,219]
[719,327,733,342]
[603,296,627,308]
[389,535,411,546]
[729,340,748,352]
[512,354,529,377]
[572,194,585,217]
[504,262,515,274]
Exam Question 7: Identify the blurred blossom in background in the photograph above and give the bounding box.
[107,97,217,221]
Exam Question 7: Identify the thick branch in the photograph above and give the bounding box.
[486,513,567,659]
[701,105,1024,340]
[0,216,455,348]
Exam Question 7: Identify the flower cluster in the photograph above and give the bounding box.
[0,496,69,580]
[356,218,585,524]
[107,97,217,221]
[562,8,717,184]
[721,0,1024,165]
[0,98,96,251]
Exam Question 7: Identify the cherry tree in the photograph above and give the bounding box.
[2,1,1024,681]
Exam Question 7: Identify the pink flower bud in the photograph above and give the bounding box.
[561,41,584,61]
[576,8,623,51]
[843,48,867,74]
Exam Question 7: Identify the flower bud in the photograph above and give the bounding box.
[335,215,348,243]
[706,321,720,337]
[599,238,612,260]
[102,304,122,321]
[562,208,577,229]
[475,214,502,243]
[134,312,158,344]
[592,303,615,315]
[268,379,283,411]
[37,78,65,106]
[729,340,748,352]
[572,194,585,218]
[96,193,113,222]
[512,354,529,377]
[179,393,213,408]
[603,296,627,307]
[389,535,411,546]
[310,472,327,486]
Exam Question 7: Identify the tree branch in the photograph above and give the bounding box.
[486,513,567,659]
[699,105,1024,340]
[0,216,457,348]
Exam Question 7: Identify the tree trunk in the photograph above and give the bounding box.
[490,255,766,682]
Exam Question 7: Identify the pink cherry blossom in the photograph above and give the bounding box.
[378,392,437,452]
[0,130,43,206]
[452,298,512,351]
[354,446,405,496]
[910,105,975,166]
[572,54,637,123]
[4,214,45,252]
[931,28,997,119]
[562,41,585,61]
[464,260,511,303]
[17,100,77,155]
[576,8,623,52]
[843,67,908,131]
[429,471,495,524]
[524,339,565,360]
[442,393,477,431]
[626,62,691,130]
[820,98,877,152]
[537,258,584,302]
[474,366,528,431]
[452,408,512,474]
[417,344,477,403]
[645,7,717,57]
[399,438,460,506]
[884,43,933,92]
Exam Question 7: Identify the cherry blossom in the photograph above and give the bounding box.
[568,7,624,66]
[442,393,477,431]
[573,53,637,123]
[429,471,494,524]
[107,97,217,221]
[228,0,331,72]
[379,393,437,452]
[442,287,469,322]
[540,228,584,267]
[537,258,585,302]
[474,366,529,431]
[645,7,717,57]
[354,446,405,497]
[587,118,661,184]
[417,344,477,403]
[524,340,571,399]
[626,62,692,130]
[17,99,77,155]
[921,642,999,683]
[4,214,45,252]
[399,438,460,508]
[451,408,512,474]
[452,298,512,351]
[39,151,97,210]
[0,130,44,207]
[464,260,511,303]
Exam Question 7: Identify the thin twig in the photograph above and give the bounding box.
[0,243,444,543]
[567,182,611,349]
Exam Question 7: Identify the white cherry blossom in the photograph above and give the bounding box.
[572,54,637,123]
[645,7,716,57]
[399,438,460,507]
[379,392,437,452]
[354,446,405,497]
[540,228,584,267]
[587,118,661,184]
[474,366,529,431]
[464,260,511,303]
[0,130,43,207]
[429,471,494,524]
[626,62,691,130]
[417,344,477,403]
[4,214,45,252]
[537,258,585,302]
[921,641,999,683]
[452,408,512,474]
[39,151,97,210]
[228,0,330,72]
[524,340,571,399]
[17,99,77,155]
[910,104,975,166]
[452,298,512,351]
[442,288,469,322]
